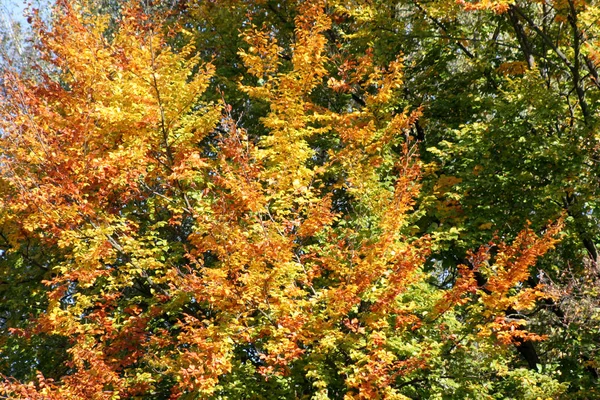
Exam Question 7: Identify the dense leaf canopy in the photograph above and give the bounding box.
[0,0,598,399]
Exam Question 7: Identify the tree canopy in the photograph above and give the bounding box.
[0,0,598,399]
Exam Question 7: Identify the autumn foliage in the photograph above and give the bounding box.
[0,0,569,399]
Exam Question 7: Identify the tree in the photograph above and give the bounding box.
[385,1,600,394]
[303,0,600,395]
[0,0,576,399]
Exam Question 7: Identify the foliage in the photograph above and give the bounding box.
[0,0,596,399]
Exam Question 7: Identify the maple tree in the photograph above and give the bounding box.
[0,0,592,399]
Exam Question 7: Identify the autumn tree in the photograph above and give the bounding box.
[376,1,600,394]
[0,0,574,399]
[275,0,600,395]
